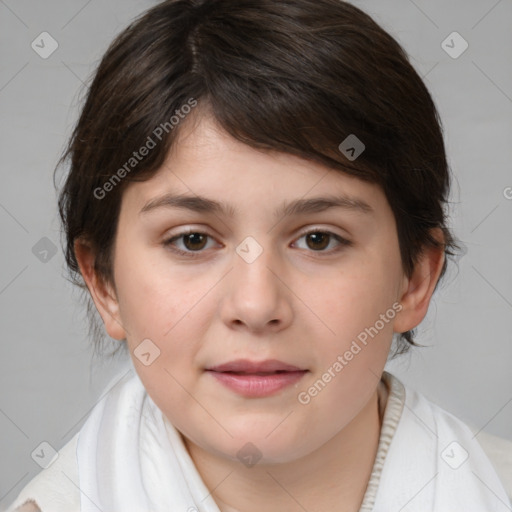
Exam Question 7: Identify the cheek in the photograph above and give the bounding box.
[301,256,400,392]
[114,246,214,337]
[114,254,219,392]
[314,258,400,340]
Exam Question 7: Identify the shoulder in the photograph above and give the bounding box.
[6,433,81,512]
[470,427,512,500]
[390,374,512,502]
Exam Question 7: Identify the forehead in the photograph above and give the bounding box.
[121,113,391,220]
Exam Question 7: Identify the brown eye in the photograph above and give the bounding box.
[182,233,208,251]
[163,230,217,257]
[293,230,352,254]
[305,232,330,250]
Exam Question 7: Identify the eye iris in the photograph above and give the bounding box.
[306,232,329,250]
[184,233,207,251]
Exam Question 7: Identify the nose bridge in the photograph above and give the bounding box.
[233,234,280,298]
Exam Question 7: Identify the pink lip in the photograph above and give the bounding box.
[206,358,304,373]
[208,372,307,397]
[205,359,308,397]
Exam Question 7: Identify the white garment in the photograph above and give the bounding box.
[76,367,220,512]
[76,366,510,512]
[7,366,511,512]
[372,382,511,511]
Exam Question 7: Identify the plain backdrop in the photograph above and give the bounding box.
[1,0,511,508]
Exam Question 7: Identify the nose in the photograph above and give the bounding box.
[219,242,294,334]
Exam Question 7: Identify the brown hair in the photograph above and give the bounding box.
[56,0,460,358]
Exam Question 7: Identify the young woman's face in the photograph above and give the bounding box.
[109,113,407,463]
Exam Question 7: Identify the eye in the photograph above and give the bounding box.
[162,228,352,258]
[163,230,218,257]
[293,230,352,253]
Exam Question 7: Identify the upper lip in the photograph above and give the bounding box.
[206,359,306,373]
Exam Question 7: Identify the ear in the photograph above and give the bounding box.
[74,239,127,340]
[393,228,446,334]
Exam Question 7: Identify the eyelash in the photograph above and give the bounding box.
[162,228,352,259]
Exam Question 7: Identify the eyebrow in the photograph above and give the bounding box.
[139,192,373,218]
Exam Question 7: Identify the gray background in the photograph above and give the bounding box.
[1,0,511,508]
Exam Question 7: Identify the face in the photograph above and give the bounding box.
[100,113,409,463]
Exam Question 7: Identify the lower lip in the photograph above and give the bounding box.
[206,370,307,397]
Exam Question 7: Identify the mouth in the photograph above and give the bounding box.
[205,359,308,397]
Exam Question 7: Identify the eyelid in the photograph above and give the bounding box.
[291,227,353,253]
[162,227,222,258]
[162,226,352,258]
[294,225,350,241]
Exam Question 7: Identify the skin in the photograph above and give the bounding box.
[76,111,445,512]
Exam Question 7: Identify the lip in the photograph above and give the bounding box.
[205,359,308,398]
[206,358,305,373]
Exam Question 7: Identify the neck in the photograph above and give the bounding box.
[183,382,386,512]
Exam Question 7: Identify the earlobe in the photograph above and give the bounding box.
[74,239,127,340]
[393,228,446,334]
